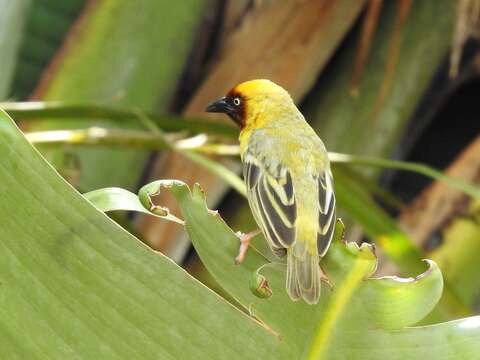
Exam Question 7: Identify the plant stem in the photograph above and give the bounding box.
[1,101,237,137]
[329,152,480,199]
[24,128,480,199]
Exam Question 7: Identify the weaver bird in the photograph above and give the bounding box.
[206,79,336,304]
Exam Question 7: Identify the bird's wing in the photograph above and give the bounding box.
[243,152,297,256]
[317,168,336,256]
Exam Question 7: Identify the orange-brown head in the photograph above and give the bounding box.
[205,79,295,130]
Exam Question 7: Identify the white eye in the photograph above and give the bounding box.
[233,97,241,106]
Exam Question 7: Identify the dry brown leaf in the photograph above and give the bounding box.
[399,135,480,248]
[351,0,384,96]
[450,0,480,77]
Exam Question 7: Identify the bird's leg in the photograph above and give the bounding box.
[234,229,261,265]
[320,265,334,290]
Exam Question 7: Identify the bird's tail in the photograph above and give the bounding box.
[286,242,322,304]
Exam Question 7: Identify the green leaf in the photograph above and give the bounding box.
[84,187,184,224]
[27,0,211,191]
[333,166,472,320]
[0,0,32,99]
[160,181,480,358]
[8,0,85,99]
[88,179,480,358]
[0,109,280,357]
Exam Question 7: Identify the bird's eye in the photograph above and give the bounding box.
[233,97,241,106]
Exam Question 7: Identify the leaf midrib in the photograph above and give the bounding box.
[306,258,370,359]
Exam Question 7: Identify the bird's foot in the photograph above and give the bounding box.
[234,229,261,265]
[320,266,334,290]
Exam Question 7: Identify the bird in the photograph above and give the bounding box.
[206,79,336,304]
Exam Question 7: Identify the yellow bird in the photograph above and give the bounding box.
[206,79,336,304]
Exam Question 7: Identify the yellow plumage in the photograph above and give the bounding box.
[207,79,336,304]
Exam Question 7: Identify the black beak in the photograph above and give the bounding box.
[206,95,244,127]
[205,96,232,114]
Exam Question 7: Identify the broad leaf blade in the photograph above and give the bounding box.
[105,179,480,359]
[84,187,184,224]
[0,109,279,358]
[28,0,209,191]
[175,184,480,358]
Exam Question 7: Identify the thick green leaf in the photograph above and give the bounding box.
[334,166,472,320]
[0,0,32,99]
[87,179,480,358]
[28,0,209,191]
[157,181,480,358]
[0,109,280,358]
[8,0,86,99]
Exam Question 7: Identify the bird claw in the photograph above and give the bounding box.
[234,229,261,265]
[320,268,334,290]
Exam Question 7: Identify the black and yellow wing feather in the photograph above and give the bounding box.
[243,152,336,258]
[317,169,336,257]
[243,156,296,257]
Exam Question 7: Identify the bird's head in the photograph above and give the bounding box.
[205,79,295,130]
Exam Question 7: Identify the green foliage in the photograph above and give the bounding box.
[0,0,32,98]
[0,109,277,359]
[1,0,479,357]
[27,0,209,191]
[1,98,480,357]
[9,0,86,99]
[85,179,480,359]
